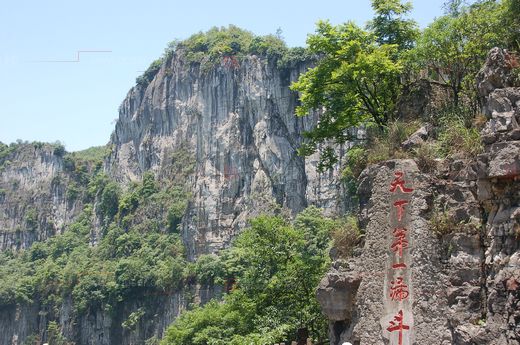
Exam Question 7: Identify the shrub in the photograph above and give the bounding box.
[430,208,454,236]
[166,187,189,232]
[52,143,66,157]
[22,334,40,345]
[277,47,314,69]
[46,321,69,345]
[193,254,225,285]
[140,172,158,198]
[122,308,146,330]
[249,34,287,60]
[0,142,15,164]
[331,216,361,258]
[99,182,120,220]
[66,183,82,203]
[136,59,163,86]
[72,145,109,165]
[62,155,75,172]
[344,147,368,179]
[430,204,482,237]
[473,113,488,130]
[118,186,140,217]
[436,113,483,158]
[413,142,437,173]
[24,208,38,231]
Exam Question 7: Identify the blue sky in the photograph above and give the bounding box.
[0,0,446,151]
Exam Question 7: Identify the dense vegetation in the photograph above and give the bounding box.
[0,139,358,345]
[293,0,520,169]
[0,140,358,344]
[136,25,313,85]
[0,145,193,322]
[0,161,353,344]
[161,207,359,345]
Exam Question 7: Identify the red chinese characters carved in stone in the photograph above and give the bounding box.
[391,227,409,257]
[389,171,414,193]
[392,262,407,269]
[393,200,409,222]
[387,310,410,345]
[390,277,409,301]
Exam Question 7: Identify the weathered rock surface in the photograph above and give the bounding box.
[318,48,520,344]
[401,124,432,150]
[0,144,84,251]
[0,286,221,345]
[397,79,453,121]
[106,53,349,259]
[476,48,518,99]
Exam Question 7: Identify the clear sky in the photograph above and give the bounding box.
[0,0,446,152]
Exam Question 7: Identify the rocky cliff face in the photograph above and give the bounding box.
[0,144,84,251]
[0,52,349,344]
[106,53,349,259]
[317,48,520,345]
[0,286,221,345]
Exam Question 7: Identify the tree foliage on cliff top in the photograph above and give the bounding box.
[136,25,312,85]
[293,0,519,170]
[409,0,510,107]
[291,0,417,169]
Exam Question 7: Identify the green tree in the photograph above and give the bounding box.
[46,321,68,345]
[99,182,120,220]
[504,0,520,49]
[140,172,158,198]
[162,208,338,345]
[291,20,402,169]
[367,0,419,50]
[410,0,508,106]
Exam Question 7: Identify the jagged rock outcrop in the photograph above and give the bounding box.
[106,53,349,259]
[473,48,520,344]
[318,48,520,345]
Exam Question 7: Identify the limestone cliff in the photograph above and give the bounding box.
[106,52,349,259]
[0,143,85,251]
[0,50,348,344]
[317,48,520,345]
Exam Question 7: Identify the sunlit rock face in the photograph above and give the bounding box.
[0,144,85,251]
[106,53,350,259]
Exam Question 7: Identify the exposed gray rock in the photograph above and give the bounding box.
[0,144,85,251]
[0,52,350,344]
[397,79,453,121]
[401,124,432,150]
[477,47,518,99]
[0,286,221,345]
[317,270,361,321]
[106,53,350,260]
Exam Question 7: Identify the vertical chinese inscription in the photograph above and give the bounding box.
[383,170,413,345]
